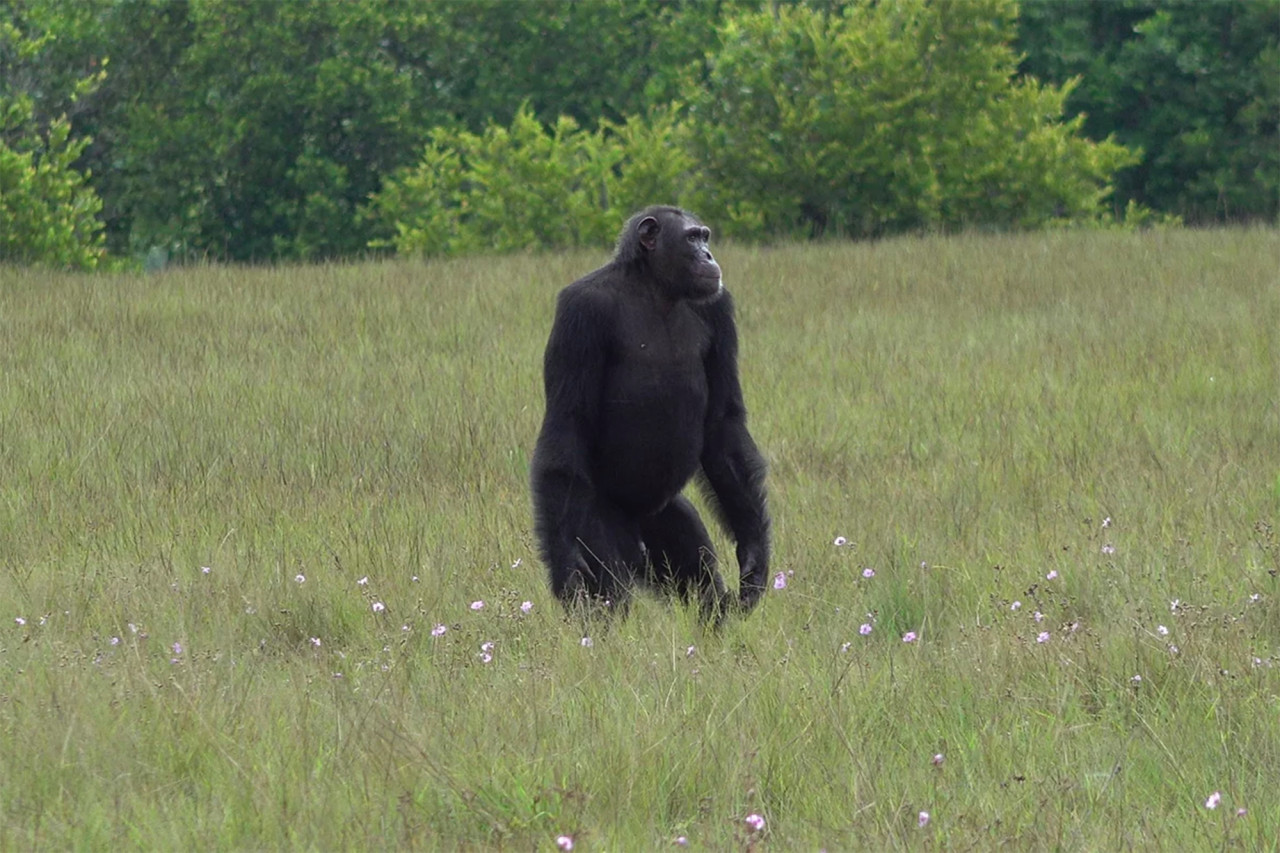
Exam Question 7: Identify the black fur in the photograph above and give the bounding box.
[530,206,771,622]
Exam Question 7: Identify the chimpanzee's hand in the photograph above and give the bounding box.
[735,541,769,613]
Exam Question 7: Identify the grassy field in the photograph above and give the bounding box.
[1,227,1277,850]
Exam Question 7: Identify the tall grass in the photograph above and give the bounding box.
[1,227,1277,849]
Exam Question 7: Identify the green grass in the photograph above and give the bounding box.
[1,227,1277,849]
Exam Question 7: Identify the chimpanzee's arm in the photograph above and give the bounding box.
[530,285,612,589]
[698,292,772,611]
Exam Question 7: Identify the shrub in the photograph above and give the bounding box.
[687,0,1139,240]
[370,105,700,257]
[0,22,106,270]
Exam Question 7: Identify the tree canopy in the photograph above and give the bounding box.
[2,0,1275,265]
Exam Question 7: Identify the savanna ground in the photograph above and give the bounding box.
[1,227,1277,850]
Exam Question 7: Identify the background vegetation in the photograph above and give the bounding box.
[2,0,1276,266]
[0,20,106,269]
[2,228,1277,848]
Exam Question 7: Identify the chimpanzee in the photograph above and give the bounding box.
[530,205,771,622]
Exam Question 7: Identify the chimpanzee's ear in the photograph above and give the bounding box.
[637,216,660,251]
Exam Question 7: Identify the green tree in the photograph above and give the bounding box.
[1019,0,1279,223]
[418,0,749,132]
[0,19,105,269]
[115,0,447,261]
[11,0,454,262]
[688,0,1137,240]
[10,0,750,262]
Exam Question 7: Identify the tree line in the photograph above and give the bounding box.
[2,0,1276,269]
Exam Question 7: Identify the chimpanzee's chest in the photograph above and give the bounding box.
[605,305,711,407]
[593,305,713,509]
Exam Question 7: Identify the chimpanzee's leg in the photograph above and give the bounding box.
[547,497,643,618]
[638,495,728,623]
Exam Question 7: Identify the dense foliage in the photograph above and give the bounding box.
[1019,0,1279,224]
[372,0,1138,248]
[0,20,105,269]
[686,0,1138,239]
[1,0,1275,264]
[371,105,699,257]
